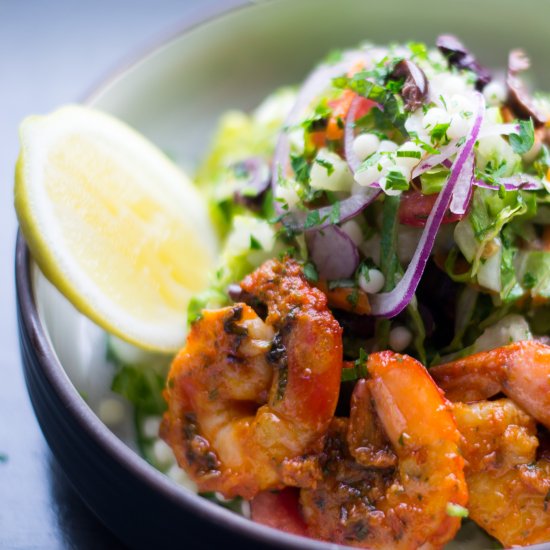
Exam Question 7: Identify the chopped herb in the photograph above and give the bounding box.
[386,77,405,94]
[408,42,428,60]
[346,287,360,308]
[333,71,408,134]
[303,261,319,282]
[0,453,8,464]
[328,278,356,290]
[396,150,421,159]
[522,271,537,288]
[446,503,469,518]
[430,122,450,143]
[341,359,368,382]
[302,102,331,133]
[290,154,311,185]
[249,235,263,250]
[315,157,335,176]
[409,132,441,155]
[386,169,410,191]
[356,347,369,367]
[304,210,322,229]
[329,201,341,224]
[111,365,167,415]
[509,118,535,154]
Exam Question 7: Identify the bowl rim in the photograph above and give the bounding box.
[17,3,550,549]
[13,1,341,548]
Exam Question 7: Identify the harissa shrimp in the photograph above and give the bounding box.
[452,399,550,547]
[432,341,550,546]
[431,341,550,426]
[299,351,468,549]
[160,258,343,499]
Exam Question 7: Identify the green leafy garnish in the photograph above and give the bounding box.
[111,365,167,416]
[385,169,410,191]
[446,503,469,518]
[303,261,319,282]
[249,235,263,250]
[315,157,335,175]
[509,118,535,154]
[430,122,450,144]
[290,154,311,185]
[304,210,322,229]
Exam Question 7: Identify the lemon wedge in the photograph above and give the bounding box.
[15,105,218,353]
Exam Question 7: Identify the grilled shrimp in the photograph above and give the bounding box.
[453,399,550,547]
[300,352,468,549]
[161,258,343,499]
[431,341,550,427]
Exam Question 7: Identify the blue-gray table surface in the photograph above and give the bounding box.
[0,2,223,547]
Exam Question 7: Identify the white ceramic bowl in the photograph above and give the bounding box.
[16,1,550,548]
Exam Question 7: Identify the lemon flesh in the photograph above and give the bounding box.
[15,105,218,352]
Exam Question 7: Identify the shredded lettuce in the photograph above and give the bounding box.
[196,88,296,236]
[454,188,536,295]
[516,250,550,299]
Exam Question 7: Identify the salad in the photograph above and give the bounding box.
[107,36,550,548]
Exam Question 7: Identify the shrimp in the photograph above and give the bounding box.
[452,399,550,547]
[300,351,468,549]
[430,341,550,428]
[160,258,343,499]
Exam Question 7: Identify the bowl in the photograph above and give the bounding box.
[15,0,550,548]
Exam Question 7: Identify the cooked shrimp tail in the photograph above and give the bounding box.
[453,399,550,547]
[161,258,343,499]
[300,351,468,549]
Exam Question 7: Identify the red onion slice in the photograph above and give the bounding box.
[370,92,485,318]
[450,153,474,215]
[474,174,543,191]
[282,189,381,232]
[306,225,360,279]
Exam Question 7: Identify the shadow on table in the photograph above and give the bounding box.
[48,453,128,549]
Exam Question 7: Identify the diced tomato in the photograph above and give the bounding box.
[398,190,466,227]
[250,488,308,537]
[326,93,375,141]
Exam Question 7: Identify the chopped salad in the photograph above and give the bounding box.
[108,36,550,548]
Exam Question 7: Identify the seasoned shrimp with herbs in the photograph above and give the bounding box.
[299,352,468,549]
[431,341,550,427]
[453,399,550,547]
[160,258,343,499]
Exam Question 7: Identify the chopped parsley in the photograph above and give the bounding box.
[303,261,319,282]
[509,118,535,154]
[446,503,469,518]
[249,235,263,250]
[290,154,311,185]
[385,169,410,191]
[329,201,341,224]
[430,122,450,144]
[304,210,322,229]
[315,157,335,176]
